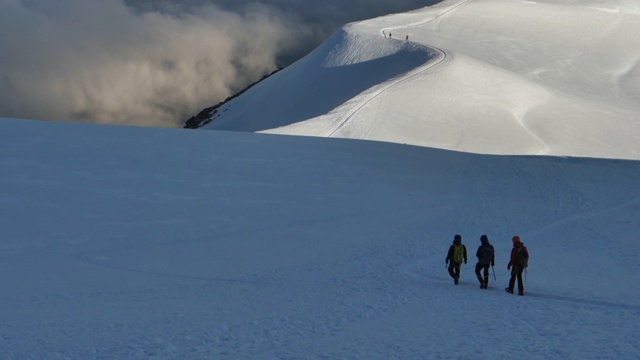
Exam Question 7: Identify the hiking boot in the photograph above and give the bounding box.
[505,288,514,294]
[518,291,524,296]
[454,278,459,285]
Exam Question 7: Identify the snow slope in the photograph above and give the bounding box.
[203,0,640,160]
[2,118,640,359]
[3,0,640,358]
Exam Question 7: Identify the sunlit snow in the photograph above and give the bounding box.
[205,0,640,160]
[2,0,640,358]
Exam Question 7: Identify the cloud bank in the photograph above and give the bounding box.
[1,0,438,127]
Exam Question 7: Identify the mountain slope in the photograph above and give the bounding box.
[2,117,640,358]
[202,0,640,160]
[3,0,640,358]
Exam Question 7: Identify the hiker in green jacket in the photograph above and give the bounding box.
[446,234,467,285]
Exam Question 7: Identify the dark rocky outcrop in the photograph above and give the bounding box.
[183,69,281,129]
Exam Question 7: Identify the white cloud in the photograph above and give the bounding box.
[0,0,437,126]
[0,0,309,126]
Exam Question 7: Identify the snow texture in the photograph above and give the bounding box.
[2,118,640,359]
[204,0,640,160]
[2,0,640,359]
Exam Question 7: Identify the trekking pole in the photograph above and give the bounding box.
[525,268,528,282]
[491,265,496,281]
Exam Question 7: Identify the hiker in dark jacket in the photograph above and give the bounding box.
[446,234,467,285]
[506,235,529,295]
[475,235,495,289]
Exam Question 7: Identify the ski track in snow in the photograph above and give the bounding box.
[402,260,640,311]
[380,0,473,37]
[326,0,472,138]
[525,197,640,239]
[4,0,640,357]
[330,0,551,152]
[325,47,447,137]
[202,0,640,160]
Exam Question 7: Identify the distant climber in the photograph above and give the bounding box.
[475,235,495,289]
[406,35,409,41]
[446,234,467,285]
[506,236,529,295]
[389,32,392,38]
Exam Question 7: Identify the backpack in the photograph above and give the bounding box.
[453,245,465,263]
[479,245,494,265]
[516,246,529,267]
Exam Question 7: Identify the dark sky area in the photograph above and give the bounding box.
[1,0,440,126]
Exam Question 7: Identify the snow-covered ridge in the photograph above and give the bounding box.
[202,0,640,160]
[320,26,434,68]
[205,25,439,133]
[3,0,640,358]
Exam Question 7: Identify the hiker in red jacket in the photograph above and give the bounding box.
[506,236,529,295]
